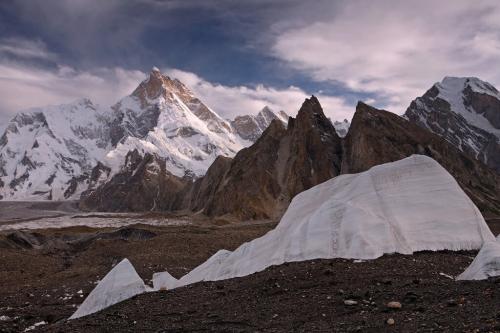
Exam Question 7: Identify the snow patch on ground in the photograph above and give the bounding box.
[70,259,147,319]
[458,236,500,280]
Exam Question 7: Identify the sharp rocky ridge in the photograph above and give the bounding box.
[80,93,500,219]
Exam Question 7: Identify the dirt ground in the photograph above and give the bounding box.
[46,252,500,333]
[0,217,498,333]
[0,221,275,332]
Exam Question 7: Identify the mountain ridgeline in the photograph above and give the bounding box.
[1,71,499,220]
[81,96,500,219]
[0,68,286,200]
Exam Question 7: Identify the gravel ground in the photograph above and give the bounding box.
[0,216,498,333]
[44,252,500,333]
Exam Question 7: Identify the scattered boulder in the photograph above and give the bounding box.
[387,301,402,310]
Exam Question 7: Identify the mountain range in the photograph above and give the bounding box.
[0,68,288,200]
[1,71,499,221]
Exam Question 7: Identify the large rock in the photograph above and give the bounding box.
[344,102,500,217]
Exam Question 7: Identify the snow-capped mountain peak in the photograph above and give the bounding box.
[103,68,246,178]
[0,98,112,200]
[231,106,289,142]
[405,76,500,173]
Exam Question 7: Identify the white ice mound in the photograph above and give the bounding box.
[179,155,494,286]
[70,259,147,319]
[457,236,500,280]
[152,271,179,290]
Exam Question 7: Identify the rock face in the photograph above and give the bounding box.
[184,96,343,220]
[0,99,113,200]
[405,77,500,173]
[80,150,188,212]
[82,97,500,220]
[230,106,288,142]
[344,102,500,217]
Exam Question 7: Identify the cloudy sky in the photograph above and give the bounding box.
[1,0,500,132]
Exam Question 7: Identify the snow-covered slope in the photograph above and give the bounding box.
[230,106,288,142]
[102,68,247,178]
[333,119,350,138]
[0,68,252,200]
[176,155,493,285]
[458,235,500,280]
[70,259,148,319]
[0,99,112,200]
[405,77,500,173]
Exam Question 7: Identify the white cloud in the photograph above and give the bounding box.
[165,68,354,121]
[0,61,146,131]
[271,0,500,113]
[0,37,57,61]
[0,60,354,135]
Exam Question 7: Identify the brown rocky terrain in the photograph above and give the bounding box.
[81,96,500,219]
[0,218,499,333]
[37,251,500,333]
[0,221,275,332]
[344,102,500,217]
[186,96,343,220]
[79,150,188,212]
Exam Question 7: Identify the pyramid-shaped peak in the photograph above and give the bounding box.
[296,95,325,120]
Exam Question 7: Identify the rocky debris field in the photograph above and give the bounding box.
[0,221,275,332]
[0,219,499,332]
[45,252,500,333]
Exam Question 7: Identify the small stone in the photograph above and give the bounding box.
[447,299,458,307]
[344,300,358,306]
[387,318,395,325]
[387,301,402,309]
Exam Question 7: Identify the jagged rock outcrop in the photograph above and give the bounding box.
[81,97,500,220]
[405,77,500,173]
[230,106,288,142]
[184,96,343,220]
[344,102,500,217]
[80,150,188,212]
